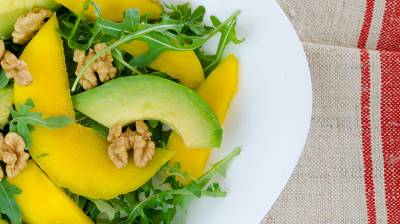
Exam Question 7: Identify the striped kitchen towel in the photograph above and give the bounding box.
[263,0,400,223]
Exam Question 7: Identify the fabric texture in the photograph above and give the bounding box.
[263,0,400,223]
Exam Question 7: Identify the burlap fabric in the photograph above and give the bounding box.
[263,0,400,223]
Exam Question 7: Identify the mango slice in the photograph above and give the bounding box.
[55,0,163,21]
[30,124,175,199]
[9,161,92,224]
[0,219,8,224]
[168,55,238,178]
[13,15,175,199]
[13,15,74,119]
[121,40,204,89]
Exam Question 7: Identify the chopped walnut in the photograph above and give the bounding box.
[92,43,117,82]
[107,121,156,168]
[133,135,156,168]
[12,7,52,44]
[108,135,131,169]
[0,133,29,180]
[0,40,4,60]
[74,43,117,90]
[1,51,32,86]
[74,49,98,90]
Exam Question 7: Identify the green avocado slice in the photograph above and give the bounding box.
[0,0,59,40]
[72,75,223,148]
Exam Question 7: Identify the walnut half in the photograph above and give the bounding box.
[74,43,117,90]
[12,7,52,45]
[1,51,32,86]
[0,133,29,180]
[107,121,156,169]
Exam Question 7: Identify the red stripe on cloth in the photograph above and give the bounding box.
[358,0,375,48]
[376,0,400,51]
[380,51,400,224]
[360,49,377,224]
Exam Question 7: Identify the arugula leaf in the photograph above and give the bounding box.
[0,179,22,224]
[60,0,100,51]
[91,199,118,221]
[197,16,244,74]
[198,147,241,187]
[9,99,72,149]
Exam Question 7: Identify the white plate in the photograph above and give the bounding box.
[164,0,312,223]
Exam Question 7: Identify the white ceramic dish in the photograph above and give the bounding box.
[163,0,312,223]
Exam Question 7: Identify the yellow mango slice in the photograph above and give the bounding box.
[13,15,74,119]
[121,40,204,89]
[55,0,163,21]
[0,219,7,224]
[9,161,92,224]
[168,55,238,178]
[13,15,175,199]
[30,124,175,199]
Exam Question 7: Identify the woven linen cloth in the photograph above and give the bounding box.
[262,0,400,223]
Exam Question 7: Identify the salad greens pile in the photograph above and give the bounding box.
[57,0,242,91]
[0,1,242,223]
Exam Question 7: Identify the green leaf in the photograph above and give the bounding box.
[10,99,73,149]
[198,147,241,187]
[44,116,74,128]
[0,179,22,224]
[0,70,10,89]
[97,9,141,38]
[198,15,244,74]
[186,182,202,198]
[203,183,227,197]
[91,199,118,220]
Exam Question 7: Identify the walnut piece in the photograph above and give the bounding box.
[0,40,4,60]
[92,43,117,82]
[74,49,98,90]
[74,43,117,90]
[12,7,52,44]
[1,51,32,86]
[0,133,29,180]
[107,121,156,168]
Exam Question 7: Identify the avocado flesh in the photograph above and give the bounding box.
[72,75,223,148]
[0,0,59,39]
[0,86,12,129]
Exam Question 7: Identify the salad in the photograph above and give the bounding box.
[0,0,241,223]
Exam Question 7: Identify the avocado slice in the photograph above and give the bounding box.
[0,86,12,129]
[0,0,59,40]
[73,75,223,148]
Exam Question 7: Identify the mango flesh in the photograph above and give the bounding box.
[0,0,59,39]
[168,55,239,178]
[73,75,222,148]
[31,124,176,199]
[9,161,92,224]
[13,15,176,199]
[55,0,163,21]
[13,15,75,118]
[121,41,204,89]
[0,220,7,224]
